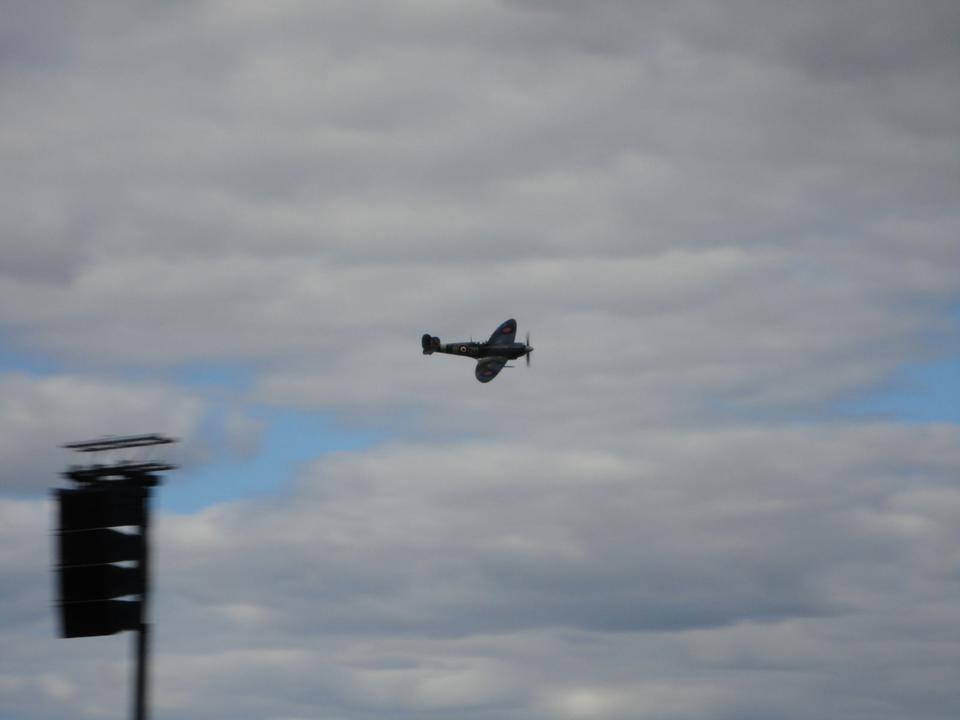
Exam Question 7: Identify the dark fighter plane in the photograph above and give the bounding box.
[422,318,533,383]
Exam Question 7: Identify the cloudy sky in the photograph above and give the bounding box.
[2,1,960,718]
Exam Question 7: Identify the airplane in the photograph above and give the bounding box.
[422,318,533,383]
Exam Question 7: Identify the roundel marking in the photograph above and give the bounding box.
[459,345,467,353]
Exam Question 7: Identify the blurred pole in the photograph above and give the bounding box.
[135,622,149,720]
[133,484,151,720]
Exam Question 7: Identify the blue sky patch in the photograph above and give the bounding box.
[160,407,383,513]
[0,343,66,376]
[844,358,960,424]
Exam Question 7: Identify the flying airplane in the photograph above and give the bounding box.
[421,318,533,383]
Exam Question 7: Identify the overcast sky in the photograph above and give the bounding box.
[2,1,960,719]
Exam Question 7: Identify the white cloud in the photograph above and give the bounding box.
[7,420,960,718]
[2,1,959,719]
[0,373,204,493]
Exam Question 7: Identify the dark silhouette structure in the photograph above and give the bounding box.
[55,434,176,720]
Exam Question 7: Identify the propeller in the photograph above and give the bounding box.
[526,331,533,366]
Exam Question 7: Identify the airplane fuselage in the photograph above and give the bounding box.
[434,341,530,361]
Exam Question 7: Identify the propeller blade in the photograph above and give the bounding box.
[526,331,532,366]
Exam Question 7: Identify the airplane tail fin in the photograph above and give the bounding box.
[422,334,440,355]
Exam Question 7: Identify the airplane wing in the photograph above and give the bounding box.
[487,318,517,346]
[475,357,508,383]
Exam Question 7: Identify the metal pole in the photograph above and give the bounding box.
[135,622,149,720]
[134,486,151,720]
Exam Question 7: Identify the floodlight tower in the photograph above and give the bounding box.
[55,434,176,720]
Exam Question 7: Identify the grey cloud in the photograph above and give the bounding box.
[155,425,960,639]
[2,0,957,419]
[4,423,960,719]
[0,373,260,496]
[3,242,955,434]
[691,0,960,81]
[2,2,960,719]
[248,247,958,436]
[2,0,956,272]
